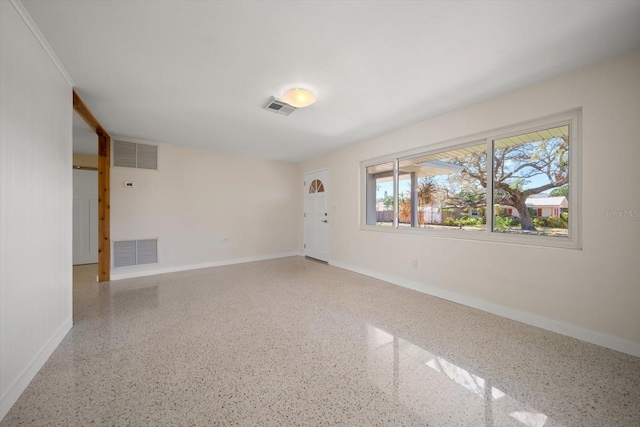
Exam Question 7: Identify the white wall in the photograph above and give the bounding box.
[110,143,301,279]
[302,50,640,356]
[0,0,73,420]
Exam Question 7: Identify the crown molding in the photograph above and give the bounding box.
[10,0,75,87]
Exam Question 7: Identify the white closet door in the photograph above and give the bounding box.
[73,169,98,265]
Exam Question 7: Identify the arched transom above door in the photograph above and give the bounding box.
[308,179,325,194]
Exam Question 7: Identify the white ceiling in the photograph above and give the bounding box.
[22,0,640,163]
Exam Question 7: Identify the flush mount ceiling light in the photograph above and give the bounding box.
[281,88,316,108]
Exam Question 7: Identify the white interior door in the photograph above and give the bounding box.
[304,169,329,262]
[73,169,99,265]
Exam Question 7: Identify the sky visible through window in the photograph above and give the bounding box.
[366,120,573,242]
[375,146,563,203]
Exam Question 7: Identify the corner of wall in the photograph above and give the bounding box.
[0,318,72,420]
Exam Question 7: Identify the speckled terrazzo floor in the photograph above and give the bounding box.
[2,257,640,426]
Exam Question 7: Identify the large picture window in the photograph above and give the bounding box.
[397,142,487,231]
[362,111,579,248]
[492,125,570,237]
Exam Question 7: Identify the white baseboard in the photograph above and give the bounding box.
[110,252,302,280]
[330,260,640,358]
[0,317,72,421]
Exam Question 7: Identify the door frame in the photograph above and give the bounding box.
[303,167,330,262]
[73,90,111,281]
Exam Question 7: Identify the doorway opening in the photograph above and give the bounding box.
[72,90,111,281]
[72,110,99,268]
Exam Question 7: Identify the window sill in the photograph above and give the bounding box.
[360,224,581,250]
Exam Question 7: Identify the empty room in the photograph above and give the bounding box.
[2,0,640,425]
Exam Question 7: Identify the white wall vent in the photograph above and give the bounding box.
[114,141,158,170]
[113,141,136,168]
[263,96,297,116]
[113,239,158,268]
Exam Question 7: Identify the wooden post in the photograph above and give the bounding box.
[98,132,110,281]
[73,90,111,281]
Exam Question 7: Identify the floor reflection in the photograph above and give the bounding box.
[366,324,554,427]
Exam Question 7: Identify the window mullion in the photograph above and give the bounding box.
[486,138,494,233]
[393,159,399,228]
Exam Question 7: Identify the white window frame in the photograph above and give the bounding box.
[360,109,581,249]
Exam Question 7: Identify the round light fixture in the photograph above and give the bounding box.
[281,88,316,108]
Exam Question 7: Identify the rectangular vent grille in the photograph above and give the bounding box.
[113,239,158,268]
[136,239,158,264]
[113,240,136,267]
[114,141,137,168]
[263,96,296,116]
[114,141,158,170]
[136,144,158,170]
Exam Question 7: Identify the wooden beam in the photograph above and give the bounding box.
[98,132,111,282]
[73,90,111,282]
[72,90,107,136]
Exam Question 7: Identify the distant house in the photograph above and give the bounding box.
[504,196,568,218]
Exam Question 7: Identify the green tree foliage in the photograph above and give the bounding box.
[383,195,394,210]
[458,134,569,231]
[550,184,569,200]
[494,216,515,232]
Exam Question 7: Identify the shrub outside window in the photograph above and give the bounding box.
[362,111,579,248]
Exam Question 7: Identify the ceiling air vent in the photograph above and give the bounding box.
[114,141,158,170]
[263,96,297,116]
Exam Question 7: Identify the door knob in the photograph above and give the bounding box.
[322,220,328,223]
